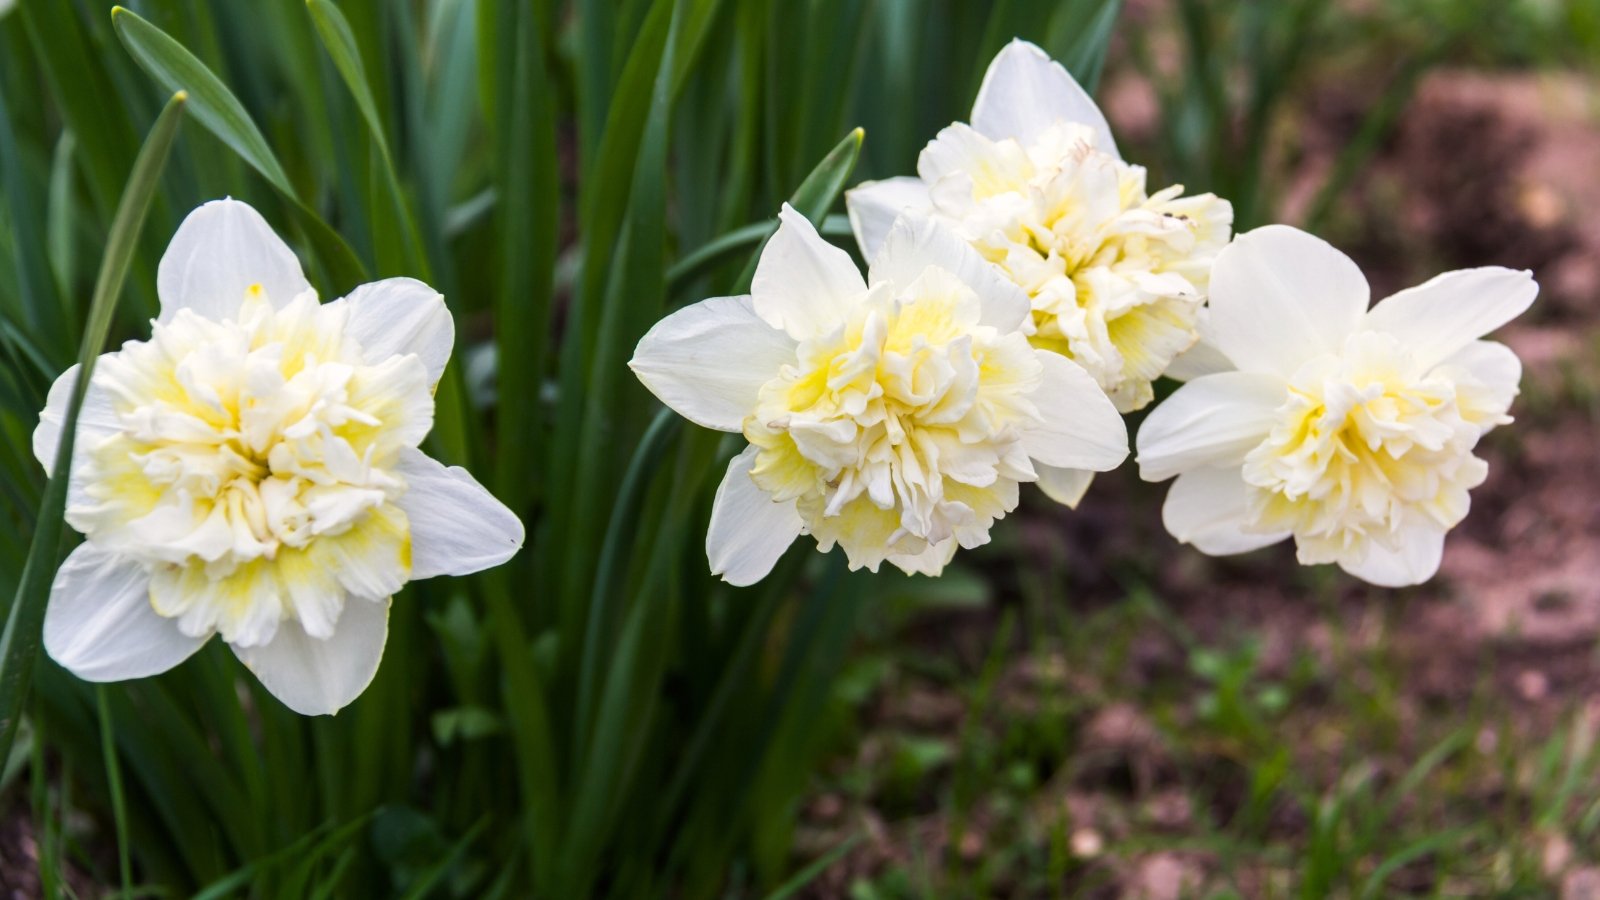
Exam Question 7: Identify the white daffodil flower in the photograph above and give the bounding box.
[846,38,1232,507]
[1135,225,1536,588]
[630,205,1127,584]
[34,199,524,715]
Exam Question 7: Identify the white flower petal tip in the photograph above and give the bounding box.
[1022,352,1129,472]
[750,203,866,340]
[32,363,120,475]
[1363,266,1538,370]
[629,295,797,432]
[157,197,312,323]
[1135,371,1286,483]
[1138,227,1534,589]
[334,277,455,383]
[706,447,804,587]
[1206,224,1370,378]
[1162,335,1235,383]
[1033,465,1095,509]
[44,544,207,682]
[972,38,1119,157]
[39,199,512,712]
[397,449,525,579]
[1160,467,1288,557]
[845,177,932,263]
[233,596,391,716]
[1336,524,1446,589]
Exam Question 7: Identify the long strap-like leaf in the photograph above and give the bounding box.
[0,92,188,768]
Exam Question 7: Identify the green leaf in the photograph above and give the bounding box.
[0,91,187,771]
[1046,0,1123,93]
[306,0,431,279]
[572,409,679,755]
[397,816,489,900]
[98,688,133,898]
[763,834,861,900]
[729,126,863,292]
[110,6,368,291]
[111,9,288,190]
[486,0,559,508]
[548,0,677,620]
[16,0,142,217]
[46,133,79,315]
[305,0,390,167]
[0,83,69,359]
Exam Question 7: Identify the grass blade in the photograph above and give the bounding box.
[0,91,187,769]
[0,83,68,358]
[730,126,863,292]
[98,686,133,897]
[111,7,288,189]
[1046,0,1124,93]
[306,0,431,278]
[763,834,861,900]
[110,6,367,291]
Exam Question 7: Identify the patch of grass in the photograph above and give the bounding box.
[805,579,1600,898]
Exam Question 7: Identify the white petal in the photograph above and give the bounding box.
[334,277,455,384]
[1162,467,1288,555]
[44,543,205,681]
[1136,371,1286,482]
[396,448,525,579]
[846,177,933,263]
[868,213,1031,333]
[751,204,867,340]
[157,198,311,323]
[887,539,959,577]
[1206,225,1369,377]
[970,39,1119,157]
[1162,336,1234,382]
[917,123,1010,190]
[233,596,389,716]
[707,445,803,587]
[630,295,796,432]
[1362,267,1537,371]
[1033,464,1094,508]
[1021,352,1129,471]
[1337,523,1446,588]
[1436,340,1522,429]
[33,363,120,473]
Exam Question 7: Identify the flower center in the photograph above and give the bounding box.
[68,290,430,645]
[1241,332,1488,563]
[929,122,1229,412]
[743,271,1043,571]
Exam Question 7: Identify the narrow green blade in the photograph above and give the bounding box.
[0,91,188,768]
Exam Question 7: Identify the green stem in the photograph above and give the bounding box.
[98,686,132,897]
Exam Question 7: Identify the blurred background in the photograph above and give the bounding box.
[0,0,1598,897]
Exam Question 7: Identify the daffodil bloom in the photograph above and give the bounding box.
[630,205,1127,584]
[1135,225,1536,587]
[34,199,524,714]
[846,38,1231,507]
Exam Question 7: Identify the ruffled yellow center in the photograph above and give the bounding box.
[1241,332,1498,565]
[926,121,1232,411]
[69,290,429,645]
[743,270,1043,575]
